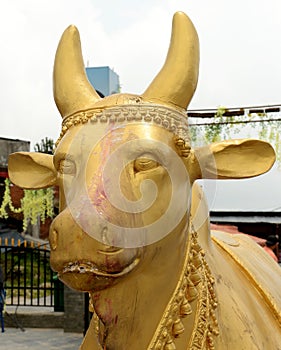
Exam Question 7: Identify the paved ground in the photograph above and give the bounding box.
[0,327,84,350]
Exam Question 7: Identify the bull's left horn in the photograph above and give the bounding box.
[142,12,199,110]
[53,25,101,118]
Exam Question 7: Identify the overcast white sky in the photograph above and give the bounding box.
[1,0,280,145]
[1,0,281,211]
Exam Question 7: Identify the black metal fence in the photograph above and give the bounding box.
[0,238,64,311]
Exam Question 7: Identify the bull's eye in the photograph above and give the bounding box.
[58,159,76,175]
[134,157,159,172]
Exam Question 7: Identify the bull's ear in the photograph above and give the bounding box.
[194,139,275,179]
[8,152,57,189]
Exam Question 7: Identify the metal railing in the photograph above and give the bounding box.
[0,238,64,310]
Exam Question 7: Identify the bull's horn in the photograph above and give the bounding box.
[53,25,101,118]
[142,12,199,110]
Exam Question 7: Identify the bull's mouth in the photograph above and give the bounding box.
[59,257,140,278]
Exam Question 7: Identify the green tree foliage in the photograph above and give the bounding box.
[34,137,54,154]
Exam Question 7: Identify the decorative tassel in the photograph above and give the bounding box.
[180,298,192,317]
[172,319,185,337]
[192,250,202,268]
[192,242,202,253]
[189,270,201,286]
[164,337,177,350]
[186,278,198,301]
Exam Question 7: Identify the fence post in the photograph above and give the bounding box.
[63,285,85,333]
[53,274,64,311]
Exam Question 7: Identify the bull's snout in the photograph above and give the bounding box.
[49,208,141,291]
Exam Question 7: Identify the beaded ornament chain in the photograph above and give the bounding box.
[147,222,219,350]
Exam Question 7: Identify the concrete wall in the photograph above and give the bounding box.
[4,286,86,334]
[4,311,64,329]
[63,286,85,333]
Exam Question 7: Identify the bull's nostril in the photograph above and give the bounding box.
[50,229,58,251]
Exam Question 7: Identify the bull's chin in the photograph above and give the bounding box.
[57,258,140,291]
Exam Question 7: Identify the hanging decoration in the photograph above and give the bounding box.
[0,178,54,231]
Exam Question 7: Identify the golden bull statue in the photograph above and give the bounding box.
[8,11,281,350]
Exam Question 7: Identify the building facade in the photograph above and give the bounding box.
[86,66,120,97]
[0,137,30,178]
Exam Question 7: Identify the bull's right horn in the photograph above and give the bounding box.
[53,25,101,119]
[142,12,199,111]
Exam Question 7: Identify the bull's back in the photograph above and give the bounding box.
[208,230,281,349]
[190,183,281,348]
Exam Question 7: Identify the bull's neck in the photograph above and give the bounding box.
[83,218,219,350]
